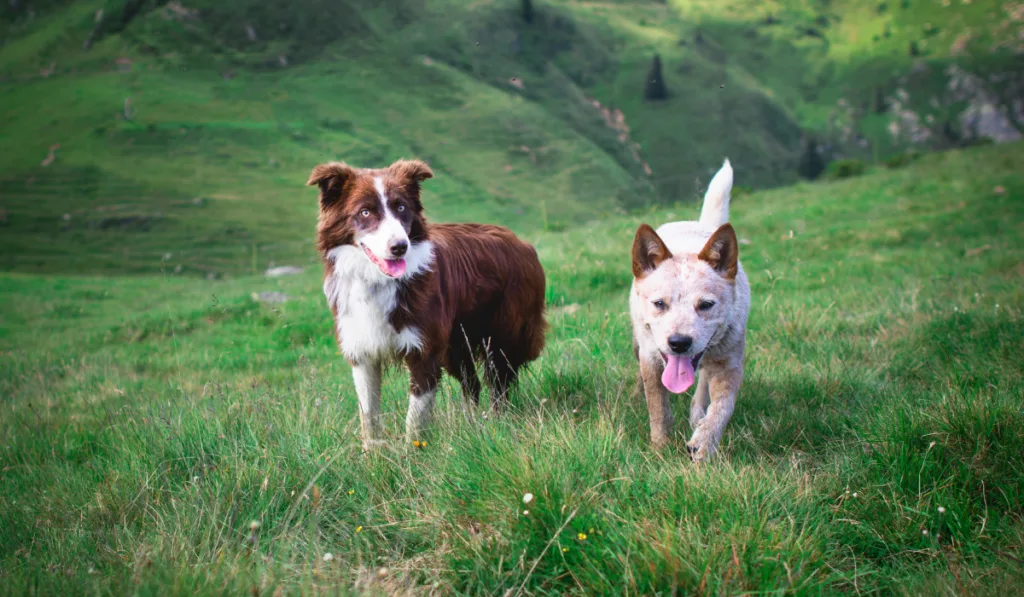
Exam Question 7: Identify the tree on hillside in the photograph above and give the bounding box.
[522,0,534,24]
[798,135,827,180]
[873,87,888,114]
[644,54,668,101]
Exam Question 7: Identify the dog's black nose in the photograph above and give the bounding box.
[667,334,692,354]
[389,240,408,258]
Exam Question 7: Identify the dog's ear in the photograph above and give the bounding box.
[390,159,434,188]
[307,162,356,208]
[698,223,739,280]
[632,224,672,278]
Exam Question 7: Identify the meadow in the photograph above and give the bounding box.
[2,144,1023,595]
[3,0,1024,594]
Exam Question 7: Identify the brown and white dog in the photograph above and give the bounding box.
[630,159,750,461]
[307,158,547,448]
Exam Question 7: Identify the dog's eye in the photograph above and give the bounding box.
[652,299,667,310]
[697,299,716,311]
[360,209,371,218]
[396,204,405,212]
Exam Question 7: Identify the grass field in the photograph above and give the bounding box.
[2,143,1023,595]
[2,0,1023,594]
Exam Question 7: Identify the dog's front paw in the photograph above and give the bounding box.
[685,427,719,462]
[686,441,715,463]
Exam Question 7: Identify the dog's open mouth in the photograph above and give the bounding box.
[361,244,406,278]
[660,350,704,394]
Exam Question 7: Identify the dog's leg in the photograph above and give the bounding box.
[456,361,482,407]
[447,332,481,406]
[483,343,519,412]
[351,361,385,450]
[639,357,674,448]
[632,336,644,399]
[405,353,442,445]
[686,365,742,462]
[689,371,710,429]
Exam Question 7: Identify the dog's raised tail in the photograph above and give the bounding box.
[699,159,733,228]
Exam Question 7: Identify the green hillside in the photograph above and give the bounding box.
[1,0,1021,276]
[2,144,1022,595]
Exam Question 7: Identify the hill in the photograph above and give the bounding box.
[2,142,1023,595]
[1,0,1021,276]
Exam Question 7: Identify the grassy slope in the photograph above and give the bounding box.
[2,0,1019,277]
[2,145,1023,595]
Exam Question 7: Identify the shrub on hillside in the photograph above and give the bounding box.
[873,87,888,113]
[731,185,754,198]
[885,151,920,169]
[522,0,533,24]
[827,158,867,179]
[644,54,668,100]
[963,136,996,147]
[798,136,827,180]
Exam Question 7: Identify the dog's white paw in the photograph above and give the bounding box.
[686,426,720,463]
[686,442,715,463]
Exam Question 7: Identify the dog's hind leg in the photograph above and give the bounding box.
[483,347,520,412]
[689,371,710,429]
[446,330,481,406]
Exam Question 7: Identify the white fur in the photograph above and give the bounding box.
[405,390,436,442]
[359,177,410,262]
[323,207,437,449]
[351,363,383,441]
[630,158,750,462]
[324,240,434,363]
[699,159,733,228]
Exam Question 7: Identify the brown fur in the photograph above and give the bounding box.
[391,222,548,405]
[310,158,547,445]
[697,223,738,280]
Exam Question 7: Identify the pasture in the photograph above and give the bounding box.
[2,144,1022,595]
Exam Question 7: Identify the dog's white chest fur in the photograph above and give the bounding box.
[324,246,423,363]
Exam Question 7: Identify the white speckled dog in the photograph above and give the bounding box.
[629,159,750,461]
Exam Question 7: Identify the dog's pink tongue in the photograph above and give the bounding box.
[662,354,695,394]
[384,258,406,277]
